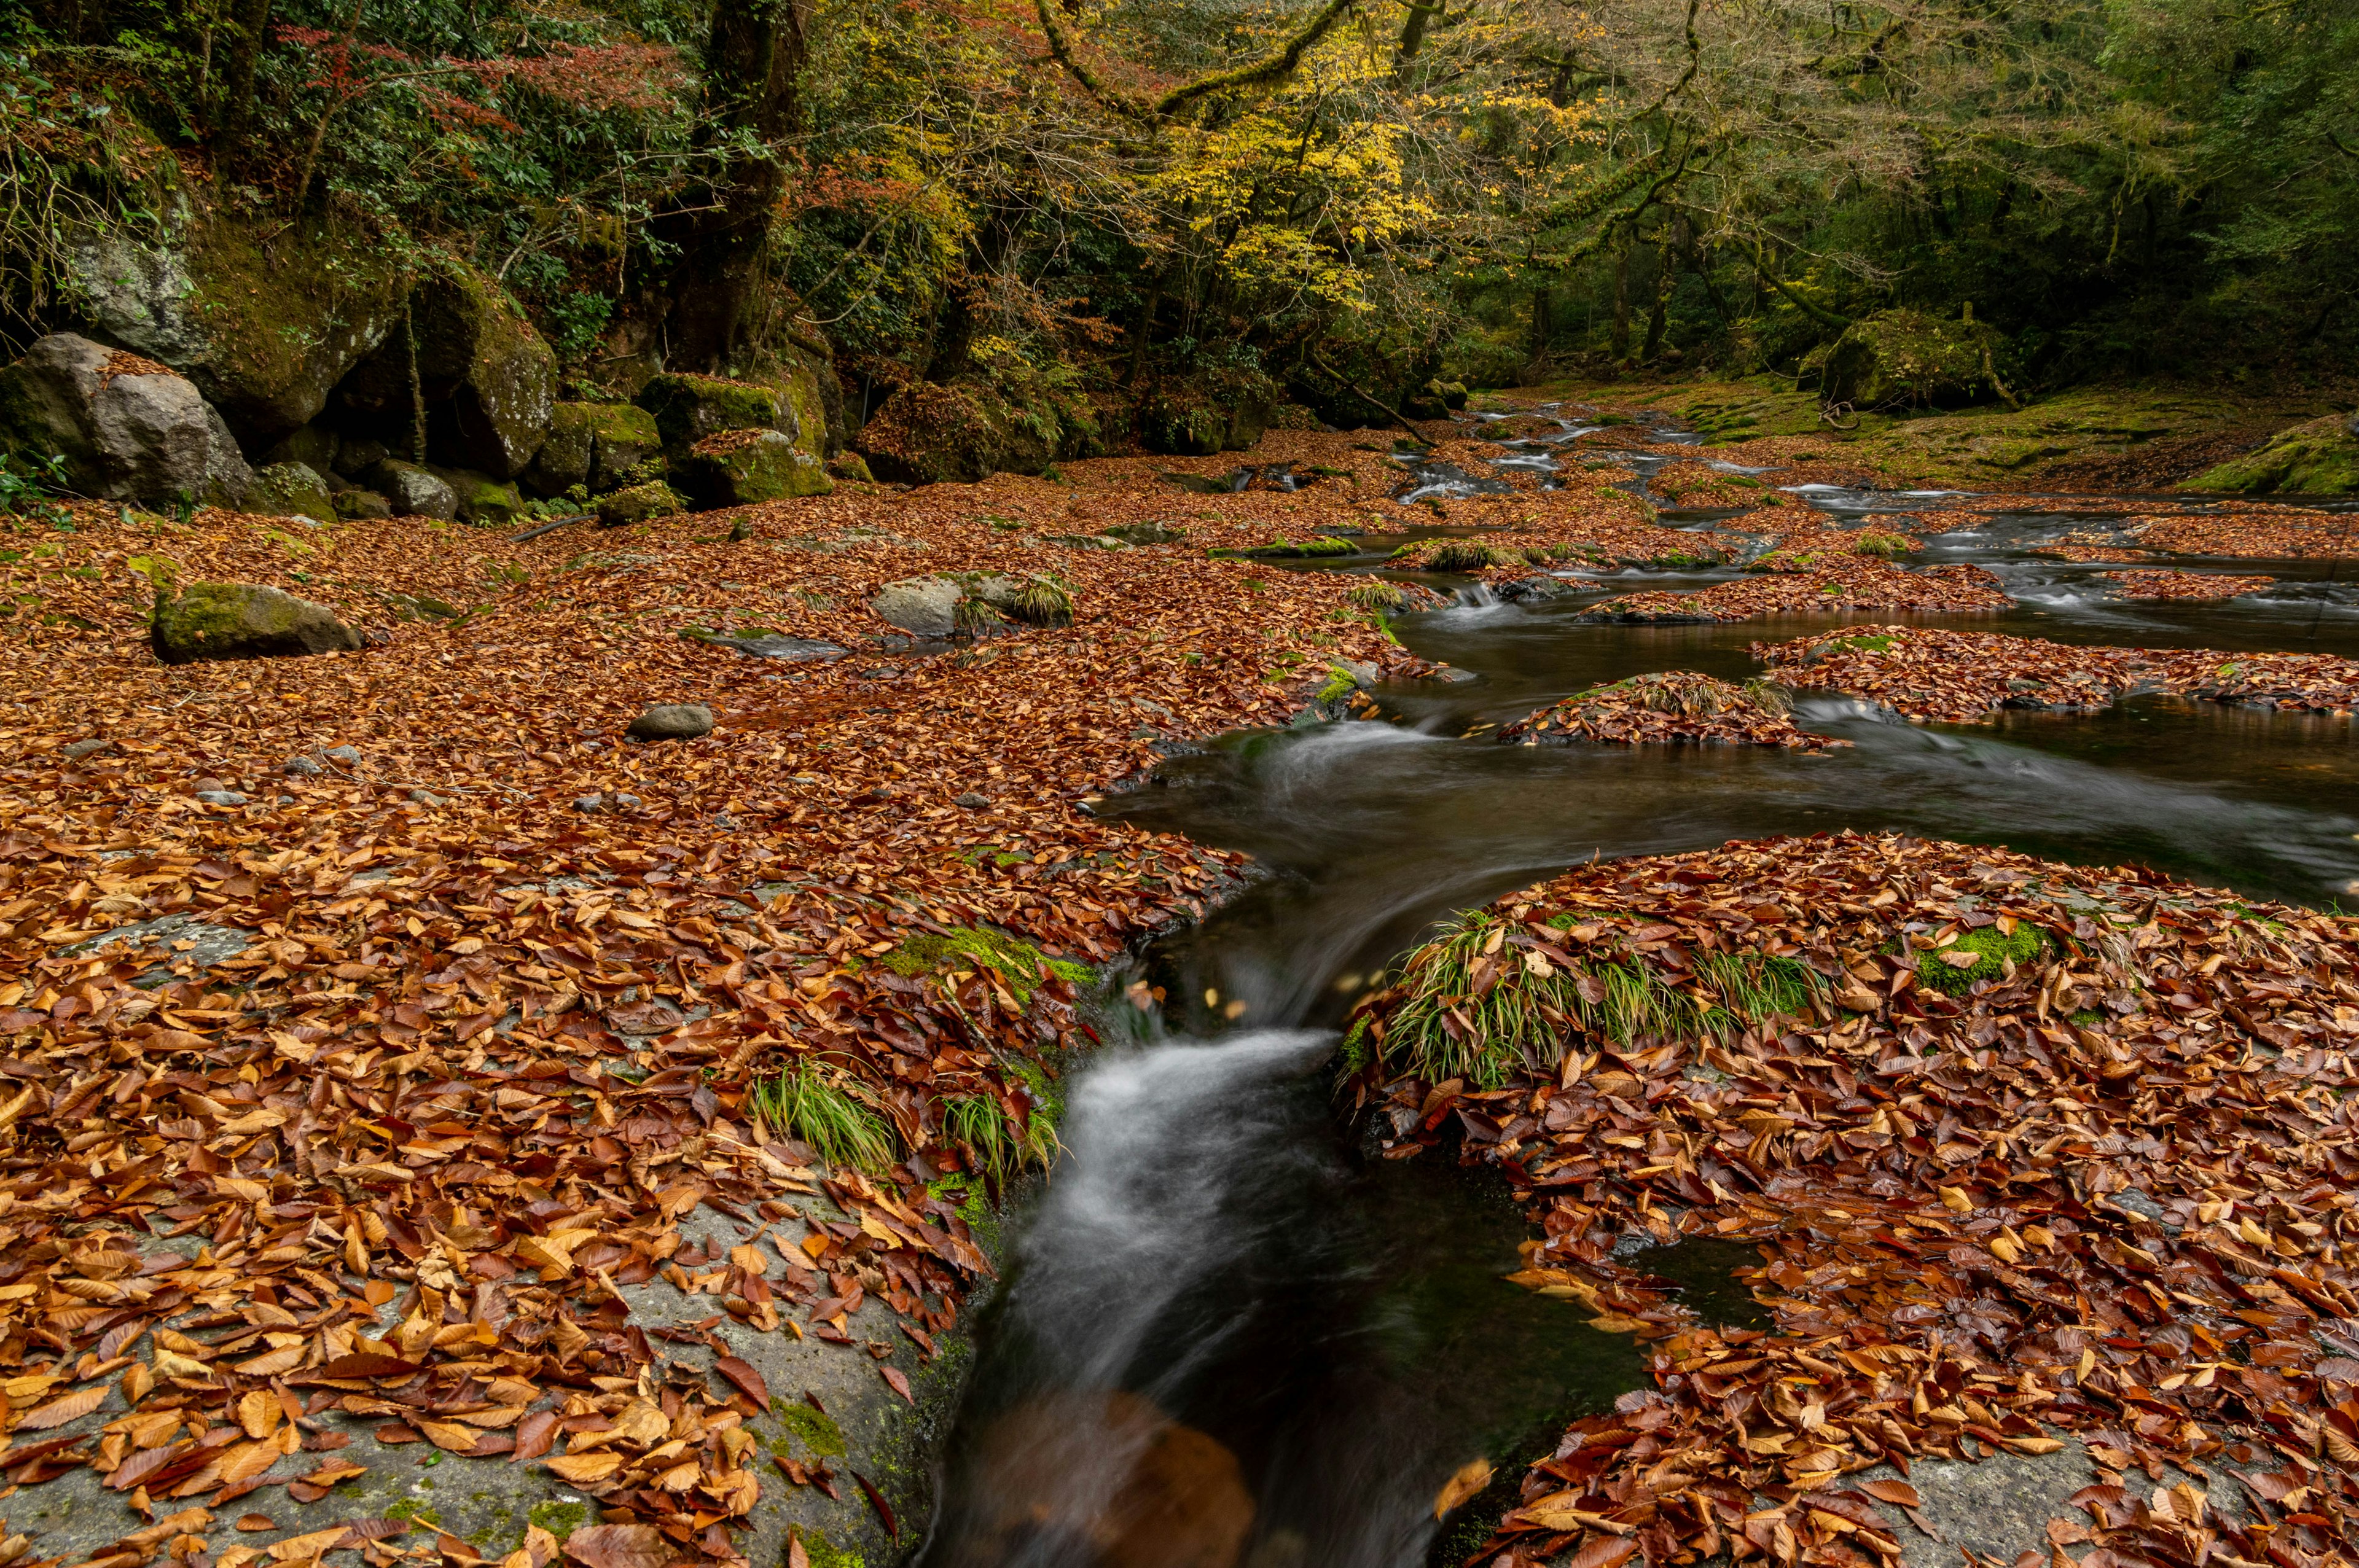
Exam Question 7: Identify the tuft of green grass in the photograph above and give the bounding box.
[1906,921,2051,994]
[1851,529,1913,558]
[879,924,1090,1009]
[1009,576,1075,627]
[1422,541,1514,572]
[1383,911,1827,1088]
[1348,580,1408,612]
[942,1091,1060,1177]
[953,595,1007,636]
[750,1061,898,1172]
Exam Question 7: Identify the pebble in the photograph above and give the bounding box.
[324,745,362,765]
[62,738,111,760]
[194,790,248,806]
[955,792,990,808]
[282,755,323,776]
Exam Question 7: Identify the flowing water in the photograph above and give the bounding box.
[913,410,2359,1568]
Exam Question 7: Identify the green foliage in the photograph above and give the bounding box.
[1347,580,1407,612]
[1850,530,1913,558]
[1383,911,1826,1089]
[748,1060,897,1172]
[941,1091,1059,1177]
[878,924,1089,1010]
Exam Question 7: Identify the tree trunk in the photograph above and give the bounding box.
[214,0,275,152]
[925,204,1025,383]
[1527,284,1551,360]
[1641,236,1676,361]
[1610,241,1632,361]
[660,0,812,375]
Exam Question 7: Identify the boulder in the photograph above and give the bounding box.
[636,372,792,453]
[826,451,875,483]
[356,458,457,520]
[1812,308,2017,410]
[1141,368,1280,456]
[246,461,337,524]
[151,582,362,664]
[525,402,663,495]
[678,428,831,507]
[330,259,555,476]
[869,575,966,637]
[596,481,683,528]
[0,333,251,506]
[429,466,526,526]
[2185,415,2359,496]
[332,488,392,520]
[625,703,714,742]
[855,380,1090,485]
[74,214,411,443]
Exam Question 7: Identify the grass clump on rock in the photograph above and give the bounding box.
[1376,908,1827,1088]
[749,1059,898,1172]
[1903,918,2052,994]
[879,924,1091,1009]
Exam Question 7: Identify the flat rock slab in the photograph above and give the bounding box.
[8,1199,974,1568]
[63,911,252,987]
[690,633,847,661]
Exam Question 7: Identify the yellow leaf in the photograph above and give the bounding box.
[1939,1185,1971,1212]
[1434,1457,1492,1519]
[545,1452,623,1484]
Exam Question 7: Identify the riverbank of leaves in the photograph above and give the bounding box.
[1500,674,1842,752]
[1758,626,2359,721]
[2102,571,2277,602]
[0,433,1469,1567]
[1343,831,2359,1568]
[1581,551,2008,625]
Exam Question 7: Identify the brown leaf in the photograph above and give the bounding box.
[878,1365,912,1405]
[561,1523,673,1568]
[18,1386,106,1430]
[714,1356,769,1409]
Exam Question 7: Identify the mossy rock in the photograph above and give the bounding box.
[1816,308,2017,411]
[636,373,788,454]
[151,582,361,664]
[679,429,832,506]
[877,925,1090,1010]
[520,402,662,497]
[428,466,527,526]
[595,481,684,529]
[2184,415,2359,496]
[247,461,337,525]
[329,258,555,478]
[80,209,412,444]
[1141,367,1280,456]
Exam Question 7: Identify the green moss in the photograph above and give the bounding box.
[1830,633,1896,653]
[2185,415,2359,496]
[776,1403,848,1458]
[385,1499,442,1527]
[797,1531,864,1568]
[523,1503,586,1545]
[1906,922,2052,994]
[1851,529,1913,558]
[1210,536,1356,559]
[880,924,1088,1010]
[1316,664,1360,705]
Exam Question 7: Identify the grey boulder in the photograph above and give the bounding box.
[869,575,968,637]
[0,333,250,506]
[357,458,458,520]
[247,461,337,524]
[626,703,714,742]
[151,582,362,664]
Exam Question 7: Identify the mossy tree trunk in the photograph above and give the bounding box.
[213,0,275,152]
[660,0,813,374]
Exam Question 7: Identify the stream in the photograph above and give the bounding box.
[910,412,2359,1568]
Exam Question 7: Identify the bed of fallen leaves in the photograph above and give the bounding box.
[1345,831,2359,1568]
[2101,572,2277,603]
[0,424,1481,1568]
[1581,539,2008,626]
[1920,501,2359,561]
[1756,626,2359,723]
[1499,674,1842,752]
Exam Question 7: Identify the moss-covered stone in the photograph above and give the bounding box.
[1142,368,1280,456]
[679,429,831,506]
[248,461,337,525]
[429,466,526,527]
[595,480,683,529]
[636,373,785,453]
[523,402,596,494]
[523,1503,586,1547]
[90,209,413,444]
[331,259,555,478]
[877,924,1090,1009]
[1906,922,2051,995]
[2185,415,2359,495]
[151,582,361,663]
[1813,308,2017,410]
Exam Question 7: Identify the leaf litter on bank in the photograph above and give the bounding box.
[1343,830,2359,1568]
[1500,674,1844,752]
